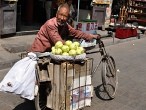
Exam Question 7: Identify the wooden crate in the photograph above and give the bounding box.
[46,58,93,110]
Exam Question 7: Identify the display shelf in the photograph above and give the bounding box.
[129,5,146,9]
[127,0,146,26]
[127,18,146,22]
[133,0,146,3]
[128,12,146,16]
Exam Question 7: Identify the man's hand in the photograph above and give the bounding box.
[96,34,101,39]
[92,34,101,40]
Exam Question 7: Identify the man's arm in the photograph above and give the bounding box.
[46,23,64,44]
[67,24,100,40]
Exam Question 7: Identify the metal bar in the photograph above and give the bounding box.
[76,0,80,28]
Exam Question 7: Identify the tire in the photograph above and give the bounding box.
[101,55,118,99]
[35,82,51,110]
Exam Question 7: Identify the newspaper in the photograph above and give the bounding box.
[70,75,93,110]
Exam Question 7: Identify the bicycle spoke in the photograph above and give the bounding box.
[101,55,118,99]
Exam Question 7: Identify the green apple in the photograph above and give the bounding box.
[73,41,80,47]
[69,43,77,50]
[69,49,76,56]
[55,48,62,55]
[51,48,56,54]
[65,40,72,46]
[78,47,85,53]
[76,48,82,55]
[51,46,55,51]
[62,52,69,56]
[55,41,63,49]
[61,45,70,52]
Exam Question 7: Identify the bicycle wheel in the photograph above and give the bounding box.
[35,82,51,110]
[101,55,118,99]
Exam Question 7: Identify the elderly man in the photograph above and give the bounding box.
[29,3,100,52]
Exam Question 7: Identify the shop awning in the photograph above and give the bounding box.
[91,0,110,5]
[4,0,18,1]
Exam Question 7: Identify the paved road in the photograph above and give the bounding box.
[86,36,146,110]
[0,37,146,110]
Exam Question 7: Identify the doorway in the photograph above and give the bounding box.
[16,0,46,32]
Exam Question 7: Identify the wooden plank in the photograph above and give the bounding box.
[37,63,50,82]
[65,62,74,110]
[46,63,54,109]
[40,69,50,81]
[74,59,91,72]
[54,64,60,110]
[59,63,66,110]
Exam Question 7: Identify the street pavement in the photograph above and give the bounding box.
[0,31,146,110]
[0,31,144,70]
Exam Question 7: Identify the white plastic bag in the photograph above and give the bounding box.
[0,52,38,100]
[80,39,97,48]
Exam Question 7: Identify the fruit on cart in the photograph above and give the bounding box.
[51,46,55,51]
[69,43,77,50]
[51,40,85,56]
[77,47,84,53]
[73,41,80,47]
[55,48,62,55]
[65,40,72,46]
[55,41,63,49]
[69,49,76,56]
[61,45,70,52]
[76,48,83,55]
[62,52,69,56]
[51,48,56,54]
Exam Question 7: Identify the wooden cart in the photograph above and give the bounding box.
[35,56,94,110]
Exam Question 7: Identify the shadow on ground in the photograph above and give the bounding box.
[94,84,113,101]
[13,100,36,110]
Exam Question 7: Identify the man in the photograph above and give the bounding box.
[29,3,100,52]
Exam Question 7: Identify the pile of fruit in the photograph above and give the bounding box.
[51,40,85,56]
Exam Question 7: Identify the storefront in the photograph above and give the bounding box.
[16,0,46,32]
[0,0,17,36]
[0,0,66,36]
[0,0,113,37]
[74,0,113,33]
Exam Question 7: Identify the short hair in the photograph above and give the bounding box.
[57,3,70,12]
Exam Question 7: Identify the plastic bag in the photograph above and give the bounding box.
[80,39,97,48]
[50,53,86,62]
[0,52,38,100]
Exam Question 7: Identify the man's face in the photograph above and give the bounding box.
[56,7,69,26]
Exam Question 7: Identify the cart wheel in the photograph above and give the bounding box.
[35,82,51,110]
[101,55,118,99]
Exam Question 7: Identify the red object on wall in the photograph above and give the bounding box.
[86,23,90,31]
[115,27,137,39]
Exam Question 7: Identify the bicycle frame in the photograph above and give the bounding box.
[86,39,108,76]
[86,39,118,99]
